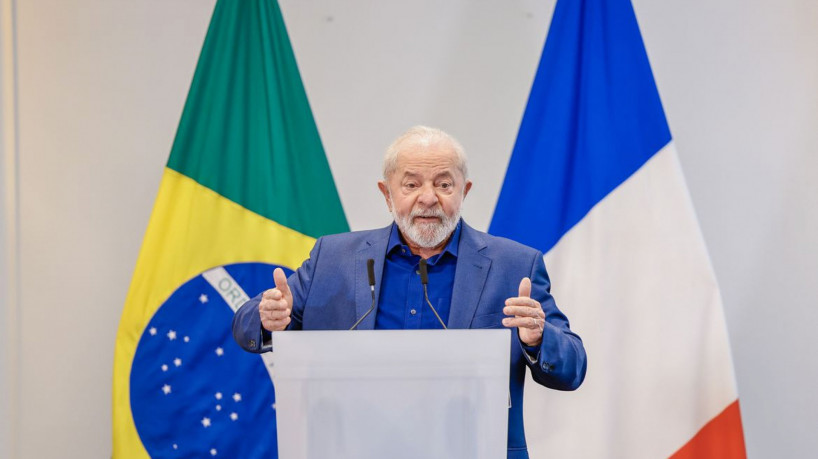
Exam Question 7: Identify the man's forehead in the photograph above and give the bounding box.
[394,143,458,169]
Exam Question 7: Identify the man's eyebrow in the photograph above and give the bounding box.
[400,170,455,180]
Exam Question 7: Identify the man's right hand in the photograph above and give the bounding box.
[259,268,293,331]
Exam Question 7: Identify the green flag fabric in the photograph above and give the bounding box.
[112,0,347,456]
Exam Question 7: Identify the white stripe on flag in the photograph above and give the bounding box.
[203,266,277,381]
[202,267,250,313]
[525,142,738,458]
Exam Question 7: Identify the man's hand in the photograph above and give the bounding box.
[259,268,293,332]
[502,277,545,347]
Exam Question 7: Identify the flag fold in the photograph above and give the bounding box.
[112,1,347,457]
[490,1,746,457]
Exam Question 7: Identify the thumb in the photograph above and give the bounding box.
[273,268,291,295]
[518,277,531,298]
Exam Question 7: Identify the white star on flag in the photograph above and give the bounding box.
[184,336,190,342]
[230,412,238,421]
[199,294,209,304]
[216,405,221,411]
[149,327,157,336]
[232,393,242,402]
[162,384,171,395]
[215,392,222,400]
[215,347,224,356]
[210,448,217,456]
[167,330,177,341]
[201,417,211,428]
[173,358,182,367]
[161,364,168,372]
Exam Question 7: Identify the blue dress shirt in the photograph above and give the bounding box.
[374,221,462,330]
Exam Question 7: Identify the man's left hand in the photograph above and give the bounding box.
[502,277,545,347]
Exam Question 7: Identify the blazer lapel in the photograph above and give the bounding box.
[448,223,491,329]
[353,225,391,330]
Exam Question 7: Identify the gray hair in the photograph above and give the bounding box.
[382,126,468,181]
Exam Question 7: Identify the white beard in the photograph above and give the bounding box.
[393,205,460,249]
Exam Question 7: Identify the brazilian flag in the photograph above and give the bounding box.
[111,1,347,457]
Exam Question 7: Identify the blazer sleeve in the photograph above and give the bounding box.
[231,237,323,353]
[525,251,587,391]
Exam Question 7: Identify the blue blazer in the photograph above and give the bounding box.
[233,222,587,459]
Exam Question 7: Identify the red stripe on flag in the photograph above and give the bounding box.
[670,400,747,459]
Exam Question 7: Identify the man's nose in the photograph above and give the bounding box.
[417,184,439,207]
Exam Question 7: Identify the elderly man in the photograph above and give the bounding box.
[232,126,586,459]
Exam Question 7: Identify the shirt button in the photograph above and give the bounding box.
[416,270,420,275]
[401,248,406,254]
[410,309,417,315]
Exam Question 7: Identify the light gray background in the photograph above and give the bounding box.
[1,0,816,457]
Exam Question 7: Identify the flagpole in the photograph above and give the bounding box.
[0,0,21,457]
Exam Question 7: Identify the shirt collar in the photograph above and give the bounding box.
[387,219,462,260]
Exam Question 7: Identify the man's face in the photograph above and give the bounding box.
[378,141,472,249]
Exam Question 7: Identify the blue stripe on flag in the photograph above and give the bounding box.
[490,0,672,253]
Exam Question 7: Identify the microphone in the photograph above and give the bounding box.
[349,259,377,330]
[367,258,376,287]
[419,259,447,329]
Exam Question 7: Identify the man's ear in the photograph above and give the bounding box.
[377,181,392,212]
[463,180,473,199]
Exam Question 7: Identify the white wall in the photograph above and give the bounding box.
[633,2,818,456]
[12,1,214,457]
[3,0,817,457]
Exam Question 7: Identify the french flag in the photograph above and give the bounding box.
[490,0,747,457]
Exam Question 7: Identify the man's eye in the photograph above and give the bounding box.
[439,182,452,189]
[405,183,418,189]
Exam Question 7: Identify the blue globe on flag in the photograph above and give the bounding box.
[130,262,289,458]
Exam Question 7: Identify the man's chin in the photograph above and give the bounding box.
[394,211,459,249]
[412,227,449,247]
[413,220,441,229]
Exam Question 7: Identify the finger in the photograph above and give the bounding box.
[502,316,543,329]
[503,305,545,318]
[273,268,291,296]
[261,288,285,301]
[261,315,291,332]
[260,305,291,321]
[518,277,531,298]
[504,297,540,308]
[260,299,288,315]
[268,307,291,320]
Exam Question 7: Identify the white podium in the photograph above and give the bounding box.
[270,329,511,459]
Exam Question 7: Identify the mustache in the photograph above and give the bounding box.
[410,207,445,219]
